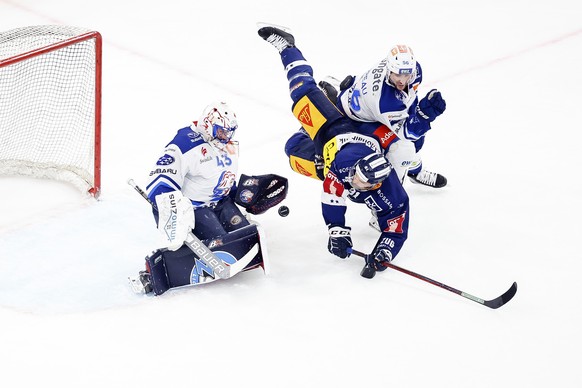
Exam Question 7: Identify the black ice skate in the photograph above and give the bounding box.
[128,270,153,294]
[408,169,447,188]
[257,24,295,53]
[318,76,341,105]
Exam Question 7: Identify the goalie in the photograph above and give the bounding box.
[130,101,288,295]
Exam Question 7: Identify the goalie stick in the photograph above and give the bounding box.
[349,249,517,309]
[127,179,230,279]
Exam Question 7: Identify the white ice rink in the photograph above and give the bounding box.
[1,0,581,387]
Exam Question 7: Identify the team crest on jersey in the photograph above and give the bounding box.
[383,212,406,233]
[323,171,344,196]
[156,154,175,166]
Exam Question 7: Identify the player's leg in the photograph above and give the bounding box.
[407,137,448,188]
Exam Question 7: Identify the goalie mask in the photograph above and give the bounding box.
[195,101,238,146]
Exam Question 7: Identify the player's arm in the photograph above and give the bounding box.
[367,196,410,271]
[321,170,352,259]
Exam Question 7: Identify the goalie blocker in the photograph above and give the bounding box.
[143,224,269,295]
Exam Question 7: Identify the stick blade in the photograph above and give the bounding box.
[484,282,518,309]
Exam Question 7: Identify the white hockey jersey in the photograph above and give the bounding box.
[146,126,238,208]
[338,59,424,141]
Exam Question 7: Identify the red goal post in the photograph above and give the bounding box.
[0,25,102,197]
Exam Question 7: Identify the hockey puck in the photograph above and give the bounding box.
[360,264,376,279]
[278,205,290,217]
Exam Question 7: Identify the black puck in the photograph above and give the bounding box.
[360,264,376,279]
[278,205,289,217]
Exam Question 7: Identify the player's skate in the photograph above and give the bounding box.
[257,24,295,53]
[408,169,447,188]
[369,216,381,232]
[128,270,153,294]
[318,76,341,104]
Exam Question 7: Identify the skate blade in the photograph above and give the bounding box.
[256,22,293,33]
[368,218,381,232]
[128,276,146,294]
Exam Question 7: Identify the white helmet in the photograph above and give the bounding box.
[386,45,416,75]
[195,101,238,144]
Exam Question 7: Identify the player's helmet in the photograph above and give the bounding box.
[352,153,393,185]
[196,101,238,144]
[386,45,416,75]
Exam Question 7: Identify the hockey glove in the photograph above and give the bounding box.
[328,225,353,259]
[340,75,355,91]
[417,89,446,122]
[367,249,393,272]
[155,191,195,251]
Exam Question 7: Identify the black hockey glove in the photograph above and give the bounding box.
[340,75,355,91]
[367,249,393,271]
[327,225,353,259]
[417,89,446,122]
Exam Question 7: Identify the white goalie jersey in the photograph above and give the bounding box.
[145,126,239,208]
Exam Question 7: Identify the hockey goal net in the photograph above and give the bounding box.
[0,25,102,197]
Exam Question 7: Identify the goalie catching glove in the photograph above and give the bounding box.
[155,191,194,251]
[234,173,288,215]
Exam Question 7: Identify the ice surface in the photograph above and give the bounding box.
[1,1,581,387]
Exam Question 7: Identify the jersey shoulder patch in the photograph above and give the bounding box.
[168,127,206,154]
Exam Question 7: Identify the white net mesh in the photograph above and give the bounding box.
[0,25,100,195]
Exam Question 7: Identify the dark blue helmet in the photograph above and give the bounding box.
[353,153,392,184]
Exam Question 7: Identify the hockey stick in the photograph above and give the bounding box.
[349,249,517,309]
[127,179,230,279]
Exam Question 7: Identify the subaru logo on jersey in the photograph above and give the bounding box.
[156,154,175,166]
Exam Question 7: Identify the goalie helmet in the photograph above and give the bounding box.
[352,153,392,185]
[385,45,416,75]
[195,101,238,145]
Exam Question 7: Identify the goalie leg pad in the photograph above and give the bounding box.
[145,225,266,295]
[145,250,170,296]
